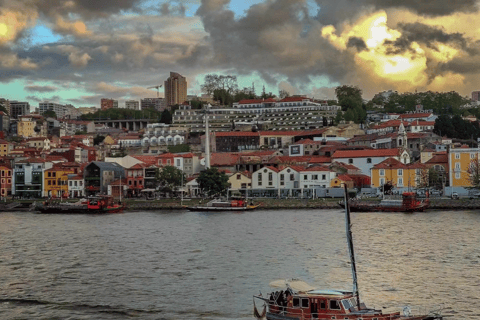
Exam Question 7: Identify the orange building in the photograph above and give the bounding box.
[0,164,12,198]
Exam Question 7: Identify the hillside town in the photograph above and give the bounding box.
[1,73,480,202]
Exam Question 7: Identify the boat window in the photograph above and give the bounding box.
[349,298,356,307]
[342,299,351,310]
[329,300,341,310]
[301,298,309,308]
[293,297,300,307]
[319,300,326,309]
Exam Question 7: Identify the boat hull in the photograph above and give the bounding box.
[35,204,125,214]
[339,202,429,212]
[186,205,259,212]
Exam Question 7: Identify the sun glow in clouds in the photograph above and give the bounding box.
[0,23,8,36]
[321,11,463,89]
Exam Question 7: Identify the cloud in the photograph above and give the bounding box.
[25,84,57,92]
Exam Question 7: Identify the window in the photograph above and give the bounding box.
[301,298,309,308]
[398,178,403,186]
[312,175,318,180]
[322,174,326,180]
[48,180,51,185]
[380,178,385,186]
[380,169,385,176]
[48,172,51,177]
[398,169,403,176]
[319,300,326,309]
[455,163,460,169]
[280,174,284,181]
[455,172,460,179]
[303,174,308,180]
[471,153,476,159]
[367,158,372,163]
[455,153,460,159]
[348,159,353,164]
[293,298,299,307]
[268,173,273,181]
[237,174,241,180]
[330,300,341,310]
[290,174,294,181]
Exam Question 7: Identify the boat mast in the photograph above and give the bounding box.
[205,104,211,169]
[343,184,361,309]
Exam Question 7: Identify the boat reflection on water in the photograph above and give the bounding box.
[253,185,443,320]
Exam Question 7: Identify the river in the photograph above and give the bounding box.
[0,208,477,319]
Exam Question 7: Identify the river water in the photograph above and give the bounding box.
[0,208,477,319]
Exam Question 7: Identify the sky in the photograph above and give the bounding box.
[1,0,480,108]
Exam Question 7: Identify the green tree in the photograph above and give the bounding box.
[335,85,363,112]
[43,110,57,118]
[155,166,185,193]
[279,89,290,99]
[196,167,230,197]
[0,105,8,114]
[168,144,190,153]
[160,109,172,124]
[94,135,105,145]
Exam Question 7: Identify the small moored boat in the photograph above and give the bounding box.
[186,197,259,212]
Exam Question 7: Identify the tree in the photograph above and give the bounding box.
[196,167,230,197]
[279,89,290,99]
[467,158,480,188]
[416,168,430,189]
[0,105,8,113]
[94,135,105,145]
[335,85,363,111]
[155,166,185,194]
[160,109,172,124]
[43,110,57,118]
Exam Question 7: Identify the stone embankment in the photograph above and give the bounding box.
[124,198,480,211]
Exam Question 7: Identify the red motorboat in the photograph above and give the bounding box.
[87,195,125,213]
[339,192,429,212]
[254,186,443,320]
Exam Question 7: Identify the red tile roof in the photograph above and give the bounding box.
[237,99,264,104]
[279,96,310,102]
[332,148,401,159]
[210,153,240,166]
[308,156,331,164]
[425,153,448,164]
[215,131,259,137]
[399,112,433,119]
[300,165,331,172]
[336,174,354,181]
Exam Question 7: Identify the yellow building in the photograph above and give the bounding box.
[17,117,36,138]
[0,139,9,156]
[228,171,252,191]
[44,165,74,198]
[371,158,427,188]
[449,147,480,187]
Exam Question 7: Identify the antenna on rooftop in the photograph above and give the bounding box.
[147,85,163,98]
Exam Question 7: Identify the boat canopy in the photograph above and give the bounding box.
[269,279,316,292]
[306,289,352,296]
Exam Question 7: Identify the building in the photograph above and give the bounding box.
[9,101,30,119]
[141,98,166,111]
[39,102,68,118]
[165,72,187,106]
[448,146,480,187]
[371,158,427,189]
[68,174,85,198]
[101,98,118,111]
[12,158,53,198]
[0,111,9,134]
[472,91,480,101]
[0,163,12,198]
[125,100,140,110]
[44,164,74,198]
[228,171,252,191]
[17,115,37,138]
[0,139,9,156]
[299,166,336,189]
[332,148,411,175]
[25,137,51,150]
[83,161,125,196]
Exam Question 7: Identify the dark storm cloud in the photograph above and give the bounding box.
[35,0,143,19]
[367,0,478,16]
[384,22,474,55]
[347,37,367,52]
[196,0,355,85]
[25,85,58,92]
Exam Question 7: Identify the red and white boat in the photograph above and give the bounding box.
[254,186,443,320]
[87,195,125,213]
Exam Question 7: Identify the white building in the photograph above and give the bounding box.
[68,174,85,198]
[125,100,140,110]
[299,166,336,189]
[332,148,410,175]
[278,166,302,189]
[39,102,68,118]
[251,166,280,189]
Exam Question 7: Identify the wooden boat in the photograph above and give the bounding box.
[186,197,259,212]
[339,192,429,212]
[87,195,125,213]
[253,185,443,320]
[35,196,124,214]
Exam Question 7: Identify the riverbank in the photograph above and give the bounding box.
[124,197,480,211]
[4,198,480,212]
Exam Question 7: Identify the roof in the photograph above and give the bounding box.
[279,96,311,102]
[16,157,48,164]
[215,131,259,137]
[399,112,433,119]
[308,156,331,164]
[336,174,354,181]
[332,148,401,159]
[425,153,448,164]
[300,165,331,172]
[237,99,265,104]
[372,157,406,169]
[210,153,240,166]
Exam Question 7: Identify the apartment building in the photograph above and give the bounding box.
[10,101,30,119]
[164,72,187,106]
